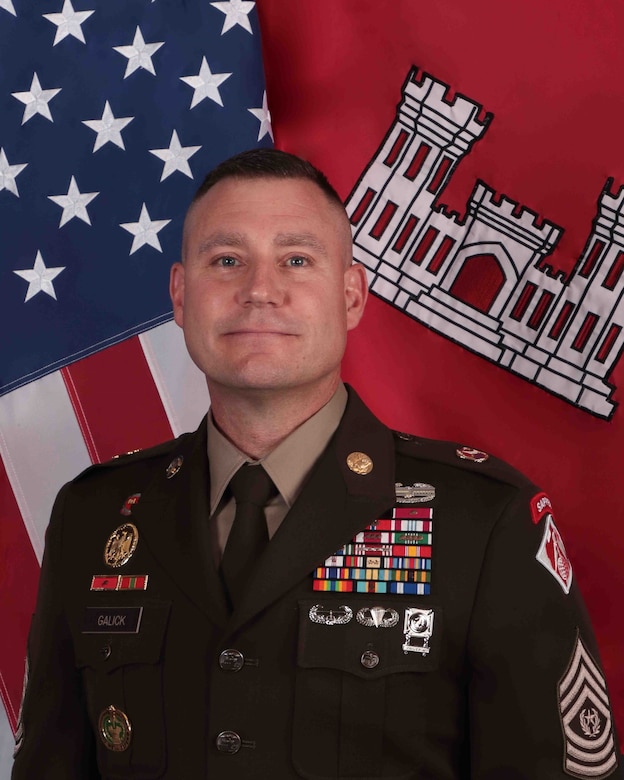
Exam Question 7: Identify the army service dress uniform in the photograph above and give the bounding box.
[12,387,620,779]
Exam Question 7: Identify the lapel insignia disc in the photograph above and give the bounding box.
[558,635,617,778]
[91,574,148,591]
[456,446,489,463]
[120,493,141,516]
[314,507,433,595]
[104,523,138,568]
[309,604,353,625]
[402,608,434,655]
[98,705,132,752]
[356,606,399,628]
[165,455,183,479]
[346,451,373,475]
[536,515,573,594]
[395,482,435,503]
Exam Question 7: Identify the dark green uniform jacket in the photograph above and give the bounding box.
[12,388,620,779]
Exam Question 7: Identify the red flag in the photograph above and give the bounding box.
[258,0,624,747]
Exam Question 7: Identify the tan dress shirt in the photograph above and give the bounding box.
[206,383,348,561]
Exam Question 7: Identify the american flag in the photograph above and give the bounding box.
[0,0,270,772]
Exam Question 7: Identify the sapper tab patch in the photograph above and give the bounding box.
[82,606,143,633]
[314,507,433,595]
[536,515,573,594]
[530,491,553,525]
[558,634,618,779]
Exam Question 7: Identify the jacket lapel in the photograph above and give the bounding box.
[228,389,397,634]
[131,419,230,626]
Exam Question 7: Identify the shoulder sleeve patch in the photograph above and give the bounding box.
[530,491,554,524]
[536,515,573,594]
[559,633,618,779]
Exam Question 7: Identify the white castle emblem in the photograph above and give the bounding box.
[345,67,624,419]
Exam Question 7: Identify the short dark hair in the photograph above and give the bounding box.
[191,148,344,209]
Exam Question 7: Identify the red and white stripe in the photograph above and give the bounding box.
[0,321,208,776]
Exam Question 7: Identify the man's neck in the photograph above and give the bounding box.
[208,377,341,459]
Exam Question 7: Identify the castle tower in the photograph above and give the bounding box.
[345,67,490,305]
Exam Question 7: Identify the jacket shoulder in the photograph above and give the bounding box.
[391,429,535,492]
[71,430,195,484]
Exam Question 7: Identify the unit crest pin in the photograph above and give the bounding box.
[456,446,489,463]
[166,455,184,479]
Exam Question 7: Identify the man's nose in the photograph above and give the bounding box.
[237,260,284,306]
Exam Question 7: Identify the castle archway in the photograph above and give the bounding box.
[448,253,505,314]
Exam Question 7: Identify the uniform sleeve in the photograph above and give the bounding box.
[11,484,100,780]
[466,486,621,779]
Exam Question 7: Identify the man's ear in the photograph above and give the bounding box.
[345,262,369,331]
[169,262,185,328]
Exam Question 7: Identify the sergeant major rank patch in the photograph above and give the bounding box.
[313,507,433,594]
[558,634,618,779]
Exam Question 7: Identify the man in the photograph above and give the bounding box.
[12,149,620,779]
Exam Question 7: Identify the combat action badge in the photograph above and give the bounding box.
[104,523,138,568]
[98,705,132,752]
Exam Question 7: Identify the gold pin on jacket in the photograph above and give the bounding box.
[98,705,132,752]
[104,523,138,568]
[346,451,373,475]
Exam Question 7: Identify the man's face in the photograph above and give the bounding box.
[170,176,367,398]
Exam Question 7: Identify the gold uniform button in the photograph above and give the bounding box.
[346,451,373,475]
[98,705,132,752]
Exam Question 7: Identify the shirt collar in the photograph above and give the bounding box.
[207,383,348,514]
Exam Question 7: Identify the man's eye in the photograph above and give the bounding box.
[286,255,307,267]
[215,256,238,267]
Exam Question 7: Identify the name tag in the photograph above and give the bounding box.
[82,606,143,634]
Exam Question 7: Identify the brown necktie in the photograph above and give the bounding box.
[220,464,275,609]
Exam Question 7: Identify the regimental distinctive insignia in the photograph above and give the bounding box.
[456,446,489,463]
[402,608,434,655]
[346,451,373,475]
[536,515,573,594]
[120,493,141,516]
[98,705,132,752]
[165,455,183,479]
[314,507,433,595]
[356,606,399,628]
[308,604,353,626]
[395,482,435,503]
[104,523,139,568]
[558,634,618,779]
[91,574,148,591]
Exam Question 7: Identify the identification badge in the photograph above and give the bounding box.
[81,606,143,634]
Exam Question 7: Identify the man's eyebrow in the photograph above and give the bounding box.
[273,232,327,254]
[197,231,246,254]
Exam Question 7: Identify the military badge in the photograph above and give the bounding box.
[456,446,488,463]
[346,451,374,475]
[395,482,435,503]
[558,634,617,778]
[529,491,553,525]
[308,604,353,625]
[91,574,148,591]
[120,493,141,516]
[98,705,132,752]
[535,515,572,594]
[104,523,138,568]
[402,607,434,655]
[356,606,399,628]
[165,455,183,478]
